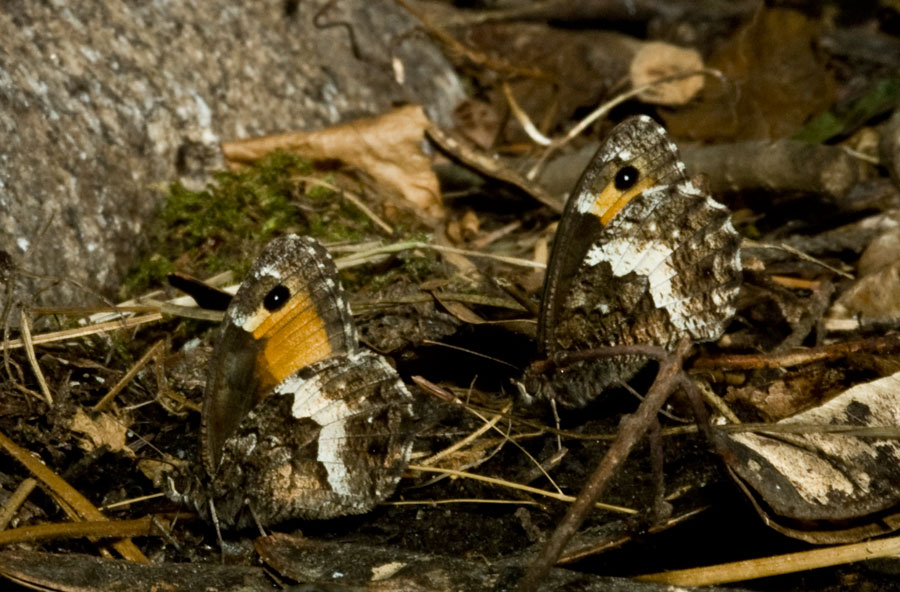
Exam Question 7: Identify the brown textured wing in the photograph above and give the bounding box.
[202,235,356,473]
[536,117,741,407]
[207,352,416,527]
[538,116,689,356]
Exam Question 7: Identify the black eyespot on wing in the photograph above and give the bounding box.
[614,165,639,190]
[263,284,291,311]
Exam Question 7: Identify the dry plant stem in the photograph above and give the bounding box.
[694,333,900,370]
[395,0,550,80]
[0,313,162,351]
[769,276,821,290]
[503,82,552,146]
[559,507,708,564]
[92,340,165,411]
[425,123,564,212]
[409,465,635,515]
[101,492,166,511]
[419,404,509,467]
[334,239,546,270]
[517,340,690,592]
[692,378,741,423]
[414,377,563,493]
[392,498,538,507]
[0,478,37,530]
[717,422,900,438]
[18,310,52,404]
[0,429,148,563]
[0,517,155,545]
[293,175,394,235]
[30,305,159,315]
[526,69,724,180]
[742,239,853,279]
[637,533,900,586]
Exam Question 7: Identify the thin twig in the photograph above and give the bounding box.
[694,334,900,370]
[517,340,691,592]
[334,240,545,270]
[526,69,726,180]
[0,478,37,531]
[637,533,900,586]
[294,175,394,235]
[0,313,163,351]
[0,517,156,545]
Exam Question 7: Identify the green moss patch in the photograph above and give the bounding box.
[122,151,377,297]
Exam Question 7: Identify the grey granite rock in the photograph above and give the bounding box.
[0,0,464,305]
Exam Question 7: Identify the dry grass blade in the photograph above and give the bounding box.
[18,309,52,404]
[0,429,148,563]
[419,404,509,467]
[408,465,635,515]
[0,478,37,531]
[294,175,394,235]
[0,313,163,352]
[92,340,165,412]
[636,534,900,586]
[503,82,552,146]
[334,240,545,270]
[525,69,726,180]
[391,498,539,507]
[425,123,564,212]
[100,492,166,512]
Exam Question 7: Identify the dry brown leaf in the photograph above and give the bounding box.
[222,105,442,217]
[630,41,704,106]
[718,371,900,543]
[453,99,502,150]
[831,228,900,319]
[69,407,132,457]
[661,8,835,140]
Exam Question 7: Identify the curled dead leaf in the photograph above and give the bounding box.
[718,371,900,543]
[222,105,443,218]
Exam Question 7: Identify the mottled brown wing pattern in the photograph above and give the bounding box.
[539,116,689,355]
[188,235,416,529]
[207,352,415,527]
[534,117,742,407]
[203,235,357,473]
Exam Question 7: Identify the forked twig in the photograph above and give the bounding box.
[517,340,691,592]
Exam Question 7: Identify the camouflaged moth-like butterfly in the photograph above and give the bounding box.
[528,116,742,407]
[170,235,416,528]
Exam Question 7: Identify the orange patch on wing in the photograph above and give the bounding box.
[252,289,332,388]
[591,176,657,226]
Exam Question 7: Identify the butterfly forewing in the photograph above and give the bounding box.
[203,235,357,473]
[538,116,689,355]
[535,116,741,407]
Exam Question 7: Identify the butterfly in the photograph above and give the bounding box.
[170,235,416,528]
[528,116,742,407]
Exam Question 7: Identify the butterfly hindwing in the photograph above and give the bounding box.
[208,352,415,526]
